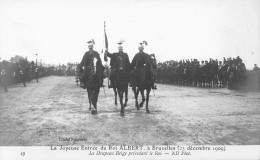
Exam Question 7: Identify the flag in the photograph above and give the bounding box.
[104,21,108,62]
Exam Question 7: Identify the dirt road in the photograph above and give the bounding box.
[0,76,259,145]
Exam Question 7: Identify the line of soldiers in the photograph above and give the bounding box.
[0,59,39,92]
[77,40,157,89]
[155,56,247,88]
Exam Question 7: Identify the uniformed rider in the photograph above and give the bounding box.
[78,39,105,89]
[105,41,130,88]
[130,41,157,89]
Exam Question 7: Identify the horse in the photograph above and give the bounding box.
[113,55,129,116]
[132,55,154,113]
[85,57,102,114]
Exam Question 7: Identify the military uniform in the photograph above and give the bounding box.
[131,51,150,74]
[107,51,130,88]
[253,65,259,72]
[131,51,157,88]
[78,50,105,88]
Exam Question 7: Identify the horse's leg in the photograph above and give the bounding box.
[87,89,92,111]
[91,88,99,114]
[118,89,124,116]
[95,88,100,112]
[133,87,140,110]
[124,87,128,107]
[146,88,151,113]
[139,89,145,108]
[113,87,118,105]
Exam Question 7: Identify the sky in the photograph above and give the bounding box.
[0,0,259,69]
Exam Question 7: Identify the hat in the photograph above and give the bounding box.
[87,39,95,46]
[118,39,125,45]
[139,40,148,46]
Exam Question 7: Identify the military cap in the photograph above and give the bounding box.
[87,39,95,46]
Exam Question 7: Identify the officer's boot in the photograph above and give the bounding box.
[108,80,113,88]
[129,72,134,87]
[81,76,87,89]
[100,78,105,87]
[129,80,133,87]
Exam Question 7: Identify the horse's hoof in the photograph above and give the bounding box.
[91,110,97,115]
[139,103,143,108]
[124,103,127,107]
[89,107,91,111]
[146,110,150,113]
[120,111,125,116]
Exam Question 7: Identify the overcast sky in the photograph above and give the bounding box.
[0,0,259,69]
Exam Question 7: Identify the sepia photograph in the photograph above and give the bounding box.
[0,0,259,159]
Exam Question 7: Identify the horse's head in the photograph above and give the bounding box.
[149,54,157,68]
[92,57,98,75]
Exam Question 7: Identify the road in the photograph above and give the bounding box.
[0,76,259,145]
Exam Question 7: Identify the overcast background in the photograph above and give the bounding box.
[0,0,259,69]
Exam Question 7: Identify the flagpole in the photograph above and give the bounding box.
[104,21,109,88]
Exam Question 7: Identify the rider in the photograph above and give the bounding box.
[130,41,157,89]
[78,39,105,89]
[105,40,130,88]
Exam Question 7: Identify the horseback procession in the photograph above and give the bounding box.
[76,37,157,116]
[72,18,259,116]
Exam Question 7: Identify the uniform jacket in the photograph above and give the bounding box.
[107,51,130,72]
[78,50,104,76]
[131,52,150,70]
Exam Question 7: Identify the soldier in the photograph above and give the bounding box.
[236,59,246,84]
[78,39,105,89]
[19,69,26,87]
[105,41,130,88]
[253,64,259,72]
[130,41,157,89]
[200,61,205,67]
[218,61,223,70]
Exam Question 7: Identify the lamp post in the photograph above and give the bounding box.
[35,54,38,67]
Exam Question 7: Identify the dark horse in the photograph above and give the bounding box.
[132,55,155,113]
[85,57,102,114]
[112,55,129,116]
